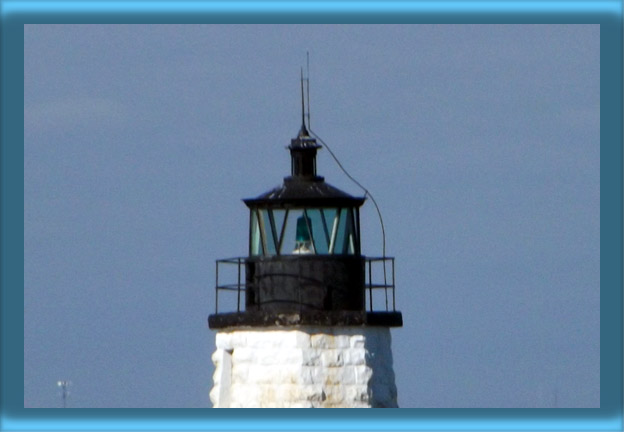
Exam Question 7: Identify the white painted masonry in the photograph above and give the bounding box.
[210,327,398,408]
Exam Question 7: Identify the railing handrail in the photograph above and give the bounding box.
[216,257,246,264]
[364,256,392,262]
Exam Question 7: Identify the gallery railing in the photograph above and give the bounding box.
[212,256,396,314]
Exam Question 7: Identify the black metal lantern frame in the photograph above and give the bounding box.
[208,124,402,328]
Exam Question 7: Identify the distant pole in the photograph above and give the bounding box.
[554,386,558,408]
[57,380,70,408]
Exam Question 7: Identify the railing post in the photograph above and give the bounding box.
[368,259,373,312]
[392,258,396,312]
[237,258,242,312]
[384,259,389,311]
[215,261,219,313]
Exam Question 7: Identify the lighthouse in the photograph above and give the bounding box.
[208,88,402,408]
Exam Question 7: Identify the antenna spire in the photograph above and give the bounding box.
[297,54,312,138]
[306,51,311,130]
[300,67,306,132]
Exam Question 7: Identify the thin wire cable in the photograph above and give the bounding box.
[308,128,389,294]
[303,53,390,307]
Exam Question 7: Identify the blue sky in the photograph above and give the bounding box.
[24,24,599,408]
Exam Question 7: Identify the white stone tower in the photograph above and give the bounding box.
[208,89,402,408]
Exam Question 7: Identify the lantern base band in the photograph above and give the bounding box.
[208,310,402,329]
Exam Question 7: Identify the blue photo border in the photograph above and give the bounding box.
[2,1,622,430]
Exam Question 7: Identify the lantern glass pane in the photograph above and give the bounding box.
[333,208,356,255]
[306,209,329,254]
[259,209,277,255]
[272,209,287,249]
[325,208,339,253]
[281,209,314,255]
[250,210,262,256]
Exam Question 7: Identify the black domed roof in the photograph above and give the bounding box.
[243,125,365,208]
[243,177,365,208]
